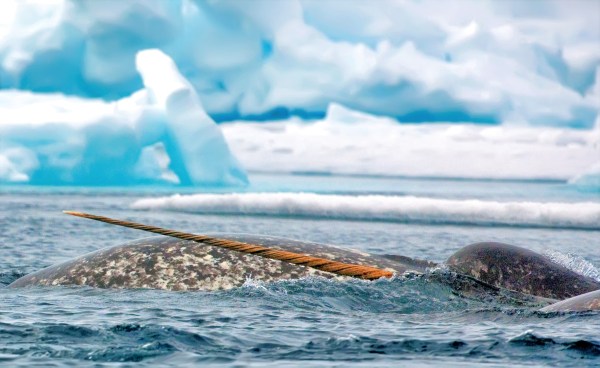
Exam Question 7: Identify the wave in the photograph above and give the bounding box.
[131,193,600,230]
[0,271,26,287]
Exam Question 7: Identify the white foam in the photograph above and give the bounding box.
[131,193,600,230]
[544,250,600,282]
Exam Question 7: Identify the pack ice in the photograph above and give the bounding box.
[0,0,598,186]
[0,0,597,126]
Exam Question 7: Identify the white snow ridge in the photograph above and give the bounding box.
[132,193,600,230]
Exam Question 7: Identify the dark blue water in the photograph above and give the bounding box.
[1,175,599,367]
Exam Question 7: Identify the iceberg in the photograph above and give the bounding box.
[0,49,247,186]
[0,0,598,127]
[134,49,247,186]
[569,162,600,193]
[0,1,598,185]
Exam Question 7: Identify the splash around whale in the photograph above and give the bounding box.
[9,234,600,313]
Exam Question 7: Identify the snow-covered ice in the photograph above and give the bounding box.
[0,49,247,186]
[0,0,598,187]
[222,103,600,181]
[0,0,598,126]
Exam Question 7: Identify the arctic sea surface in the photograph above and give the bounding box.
[0,0,599,366]
[1,173,599,367]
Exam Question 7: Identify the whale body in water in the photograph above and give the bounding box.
[540,289,600,312]
[9,234,600,312]
[446,242,600,300]
[9,234,425,291]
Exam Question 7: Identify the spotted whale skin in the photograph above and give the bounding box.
[446,242,600,300]
[10,237,598,312]
[8,234,433,291]
[540,289,600,312]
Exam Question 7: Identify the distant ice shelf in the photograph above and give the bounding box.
[1,90,598,187]
[222,103,600,184]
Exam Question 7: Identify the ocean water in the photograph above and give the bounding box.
[1,173,599,367]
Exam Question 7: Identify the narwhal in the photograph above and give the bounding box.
[9,211,600,312]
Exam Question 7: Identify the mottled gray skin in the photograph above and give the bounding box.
[447,242,600,300]
[9,235,554,308]
[9,234,436,291]
[540,289,600,312]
